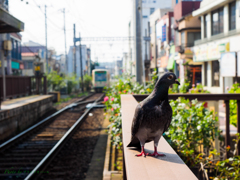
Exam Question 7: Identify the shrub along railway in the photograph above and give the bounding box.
[0,93,104,180]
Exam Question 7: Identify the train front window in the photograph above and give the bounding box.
[95,71,107,81]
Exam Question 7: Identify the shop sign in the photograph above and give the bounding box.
[220,52,236,77]
[162,25,166,42]
[11,61,19,69]
[193,41,230,62]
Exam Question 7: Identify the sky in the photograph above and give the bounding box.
[9,0,132,62]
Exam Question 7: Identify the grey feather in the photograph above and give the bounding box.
[127,72,179,149]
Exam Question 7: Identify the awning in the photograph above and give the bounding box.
[0,7,24,33]
[167,56,175,70]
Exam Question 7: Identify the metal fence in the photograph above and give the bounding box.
[0,76,47,100]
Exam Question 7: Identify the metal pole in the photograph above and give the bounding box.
[135,0,143,84]
[1,50,6,101]
[45,5,48,73]
[73,24,76,74]
[63,8,68,74]
[79,33,84,92]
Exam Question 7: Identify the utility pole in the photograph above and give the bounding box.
[135,0,143,84]
[73,24,77,74]
[63,8,68,74]
[45,5,48,73]
[79,33,84,92]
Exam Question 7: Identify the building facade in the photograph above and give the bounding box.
[193,0,240,93]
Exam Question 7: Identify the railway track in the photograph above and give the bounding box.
[0,93,104,180]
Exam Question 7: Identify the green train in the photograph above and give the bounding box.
[92,69,110,92]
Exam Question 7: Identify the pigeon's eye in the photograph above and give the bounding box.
[168,75,174,80]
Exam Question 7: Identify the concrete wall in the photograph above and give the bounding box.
[0,96,53,141]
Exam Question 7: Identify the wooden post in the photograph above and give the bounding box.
[237,100,240,155]
[225,100,230,158]
[44,76,47,95]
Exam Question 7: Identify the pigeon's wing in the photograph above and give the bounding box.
[162,103,173,133]
[127,104,143,149]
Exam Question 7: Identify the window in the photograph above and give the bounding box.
[229,1,236,31]
[204,62,208,86]
[142,15,148,18]
[181,32,185,45]
[150,8,155,15]
[187,32,201,47]
[212,60,219,87]
[211,8,224,35]
[204,14,208,38]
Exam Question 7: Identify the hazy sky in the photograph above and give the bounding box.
[9,0,132,62]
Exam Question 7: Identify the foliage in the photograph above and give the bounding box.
[196,134,240,180]
[104,73,145,147]
[188,83,211,94]
[79,74,92,91]
[211,133,240,180]
[66,74,78,94]
[47,71,66,91]
[164,98,220,167]
[228,82,240,127]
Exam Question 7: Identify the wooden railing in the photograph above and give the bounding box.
[134,93,240,158]
[121,94,198,180]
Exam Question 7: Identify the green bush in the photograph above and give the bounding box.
[228,83,240,127]
[164,97,220,167]
[80,74,92,91]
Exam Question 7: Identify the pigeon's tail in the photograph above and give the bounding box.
[127,136,141,149]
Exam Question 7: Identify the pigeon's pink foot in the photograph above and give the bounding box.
[148,147,165,157]
[135,146,148,157]
[148,151,165,157]
[135,151,149,157]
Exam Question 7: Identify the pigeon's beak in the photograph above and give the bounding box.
[175,79,180,85]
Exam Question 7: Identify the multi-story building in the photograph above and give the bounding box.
[193,0,240,93]
[150,10,174,76]
[67,45,86,79]
[0,1,24,76]
[21,41,47,76]
[129,0,173,82]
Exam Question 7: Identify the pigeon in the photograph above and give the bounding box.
[127,72,180,157]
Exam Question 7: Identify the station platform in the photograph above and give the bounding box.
[0,95,53,110]
[0,95,54,142]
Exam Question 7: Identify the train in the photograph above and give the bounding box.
[92,69,110,92]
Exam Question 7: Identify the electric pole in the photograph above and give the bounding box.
[45,5,48,73]
[135,0,143,84]
[79,33,84,92]
[73,24,76,74]
[63,8,68,74]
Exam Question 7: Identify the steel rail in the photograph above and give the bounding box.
[0,93,96,151]
[25,94,104,180]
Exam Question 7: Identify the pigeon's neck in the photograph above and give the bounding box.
[148,85,169,104]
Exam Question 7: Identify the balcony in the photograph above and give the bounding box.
[176,43,194,54]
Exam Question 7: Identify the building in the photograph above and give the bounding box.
[150,10,174,76]
[129,0,173,82]
[67,45,86,79]
[21,41,47,76]
[193,0,239,93]
[9,33,23,75]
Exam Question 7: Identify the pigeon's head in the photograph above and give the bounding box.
[155,72,180,88]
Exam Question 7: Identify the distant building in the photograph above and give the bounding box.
[193,0,240,93]
[21,41,47,76]
[67,45,86,79]
[129,0,173,81]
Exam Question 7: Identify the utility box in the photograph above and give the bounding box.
[3,40,12,51]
